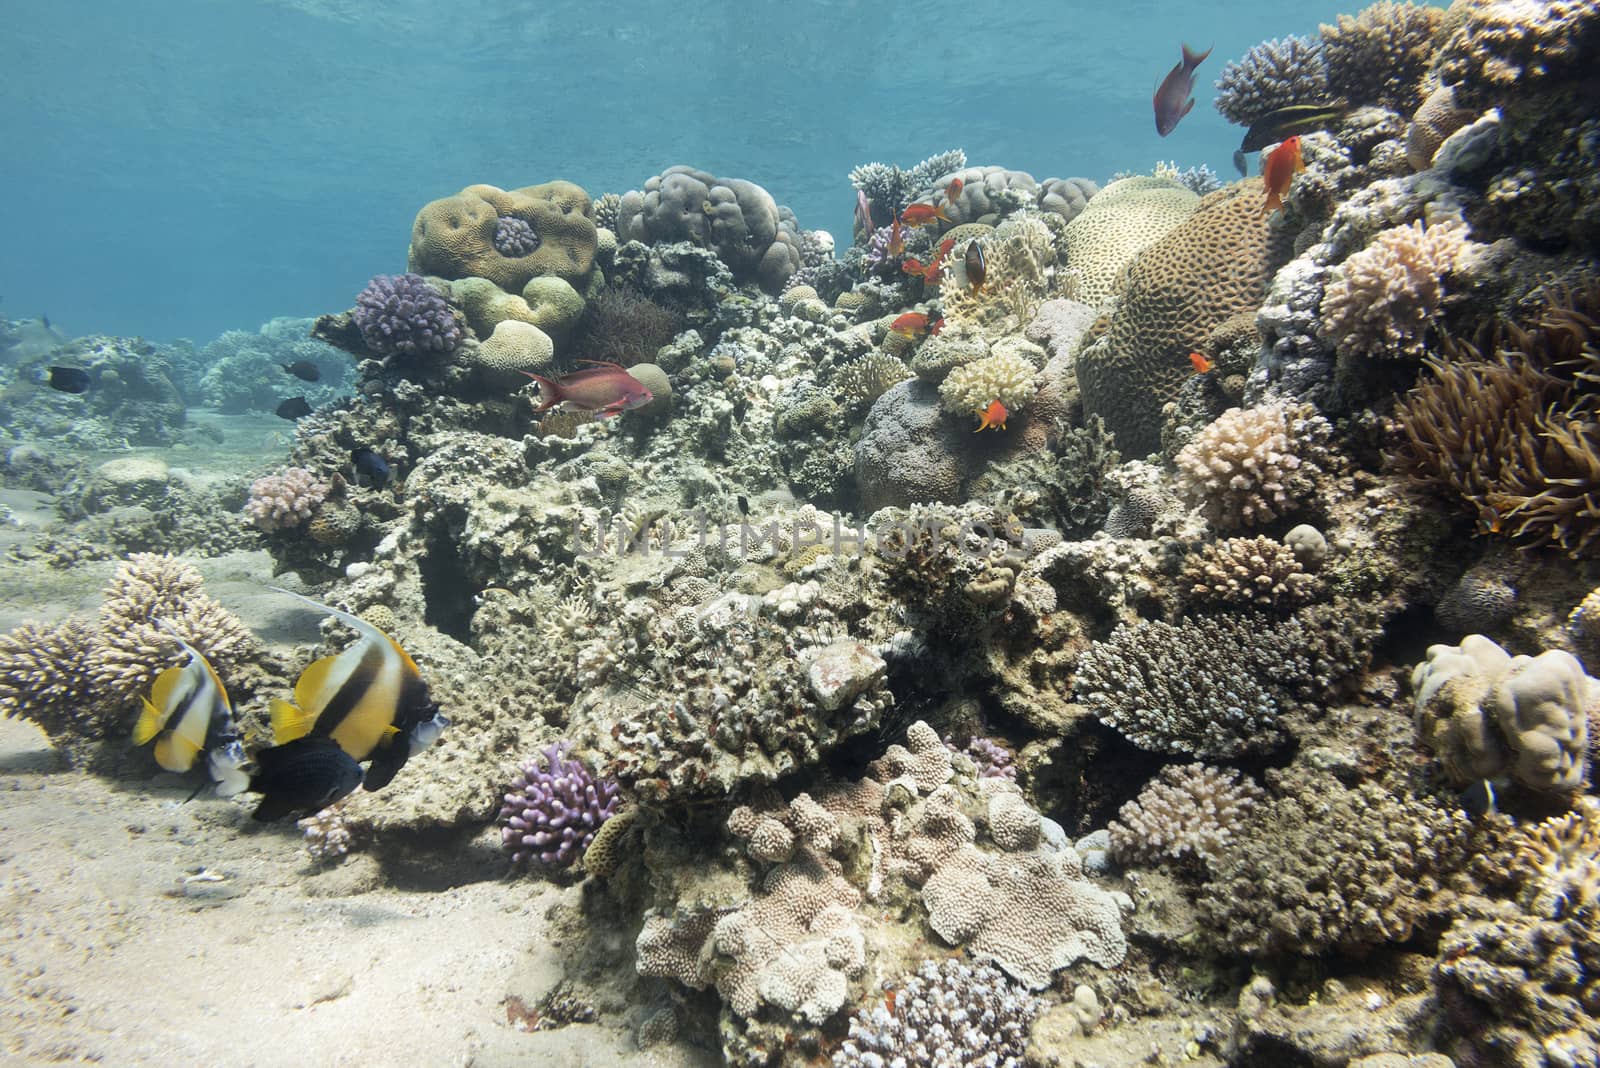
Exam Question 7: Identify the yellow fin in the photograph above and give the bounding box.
[270,697,316,744]
[132,696,166,746]
[153,730,202,773]
[292,654,343,715]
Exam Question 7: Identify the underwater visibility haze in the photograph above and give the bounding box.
[2,0,1600,1066]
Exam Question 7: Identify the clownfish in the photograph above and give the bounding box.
[266,587,449,794]
[132,619,249,797]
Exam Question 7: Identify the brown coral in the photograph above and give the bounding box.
[0,619,101,743]
[1433,0,1600,110]
[1180,535,1325,612]
[1076,178,1295,455]
[1108,763,1265,871]
[408,181,598,293]
[1319,217,1475,360]
[1320,1,1445,114]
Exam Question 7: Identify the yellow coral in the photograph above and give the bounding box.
[408,181,598,293]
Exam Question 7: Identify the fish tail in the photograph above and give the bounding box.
[520,371,561,412]
[1262,189,1282,216]
[1182,43,1212,69]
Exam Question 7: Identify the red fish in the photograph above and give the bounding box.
[1262,135,1305,215]
[944,178,963,204]
[973,399,1009,432]
[929,317,944,336]
[521,361,652,418]
[1153,43,1212,136]
[887,217,905,257]
[1188,351,1214,374]
[890,312,933,339]
[899,203,951,228]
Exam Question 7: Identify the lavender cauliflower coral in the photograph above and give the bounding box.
[499,743,622,868]
[353,272,463,358]
[244,467,328,532]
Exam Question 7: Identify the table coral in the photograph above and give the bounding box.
[1411,634,1596,797]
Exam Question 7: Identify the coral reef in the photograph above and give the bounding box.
[833,958,1043,1068]
[352,273,465,358]
[1319,218,1476,360]
[1174,402,1331,531]
[499,743,622,868]
[244,467,329,532]
[1213,35,1329,126]
[1108,763,1265,871]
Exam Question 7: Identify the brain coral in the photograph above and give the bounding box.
[1406,84,1475,171]
[1319,217,1475,360]
[617,166,802,293]
[1059,176,1199,308]
[467,320,556,389]
[408,181,598,293]
[1319,1,1445,115]
[1077,179,1295,455]
[1411,634,1597,796]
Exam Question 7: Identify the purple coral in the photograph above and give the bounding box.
[352,273,463,357]
[244,466,328,532]
[499,743,621,868]
[947,735,1018,780]
[493,216,541,257]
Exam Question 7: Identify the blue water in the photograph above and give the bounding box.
[2,0,1369,342]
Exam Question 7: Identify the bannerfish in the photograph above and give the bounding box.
[521,361,653,419]
[1153,43,1211,136]
[1262,135,1306,215]
[275,396,313,420]
[964,240,987,293]
[282,360,321,382]
[132,619,249,797]
[1239,103,1351,154]
[247,735,364,822]
[267,586,449,792]
[1458,779,1498,820]
[854,189,874,240]
[351,447,391,490]
[46,366,91,394]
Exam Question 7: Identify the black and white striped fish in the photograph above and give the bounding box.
[267,587,448,791]
[131,620,249,797]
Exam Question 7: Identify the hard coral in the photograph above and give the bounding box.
[1108,763,1265,872]
[1180,535,1325,613]
[0,619,99,743]
[936,352,1039,417]
[244,466,329,532]
[833,958,1043,1068]
[1174,402,1330,531]
[939,214,1060,331]
[1319,1,1445,115]
[617,166,802,293]
[1433,0,1600,110]
[1411,634,1596,797]
[1059,176,1199,309]
[498,743,621,868]
[352,273,464,358]
[1319,218,1475,360]
[1213,35,1330,126]
[408,181,598,292]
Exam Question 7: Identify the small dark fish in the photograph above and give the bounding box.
[282,360,321,382]
[1459,779,1497,820]
[275,397,313,420]
[1153,43,1211,136]
[1239,103,1352,153]
[964,240,987,293]
[736,494,750,516]
[351,447,391,489]
[247,735,364,821]
[1233,149,1248,177]
[40,315,50,330]
[46,366,91,394]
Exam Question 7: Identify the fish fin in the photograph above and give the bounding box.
[269,586,391,647]
[270,697,317,744]
[1182,97,1195,118]
[519,371,560,412]
[1263,189,1283,216]
[574,359,629,370]
[153,730,202,773]
[1182,42,1212,69]
[251,792,299,822]
[132,695,167,745]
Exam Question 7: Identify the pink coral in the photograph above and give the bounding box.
[245,467,329,532]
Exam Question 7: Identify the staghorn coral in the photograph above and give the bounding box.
[833,958,1043,1068]
[1411,634,1596,797]
[1198,765,1476,957]
[1390,286,1600,556]
[1074,611,1368,759]
[244,467,329,532]
[1319,218,1475,360]
[352,273,464,358]
[499,743,622,868]
[88,553,258,709]
[936,351,1039,417]
[1059,176,1199,309]
[1076,179,1294,455]
[1213,35,1330,126]
[1174,402,1331,531]
[1319,1,1445,115]
[1180,535,1325,613]
[1108,763,1265,872]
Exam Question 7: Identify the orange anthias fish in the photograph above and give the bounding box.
[1188,351,1214,374]
[903,239,957,284]
[887,217,905,257]
[521,361,653,418]
[890,312,933,339]
[1262,135,1306,216]
[899,202,952,228]
[943,178,963,204]
[973,399,1009,432]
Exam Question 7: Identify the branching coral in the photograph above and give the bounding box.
[1174,402,1331,530]
[834,958,1043,1068]
[244,467,329,532]
[833,352,912,410]
[499,743,622,868]
[352,273,464,358]
[849,149,967,224]
[1390,286,1600,556]
[1319,1,1445,115]
[1319,218,1476,360]
[1108,764,1265,872]
[939,214,1061,331]
[936,352,1039,416]
[0,619,100,741]
[1213,35,1330,126]
[1180,535,1325,613]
